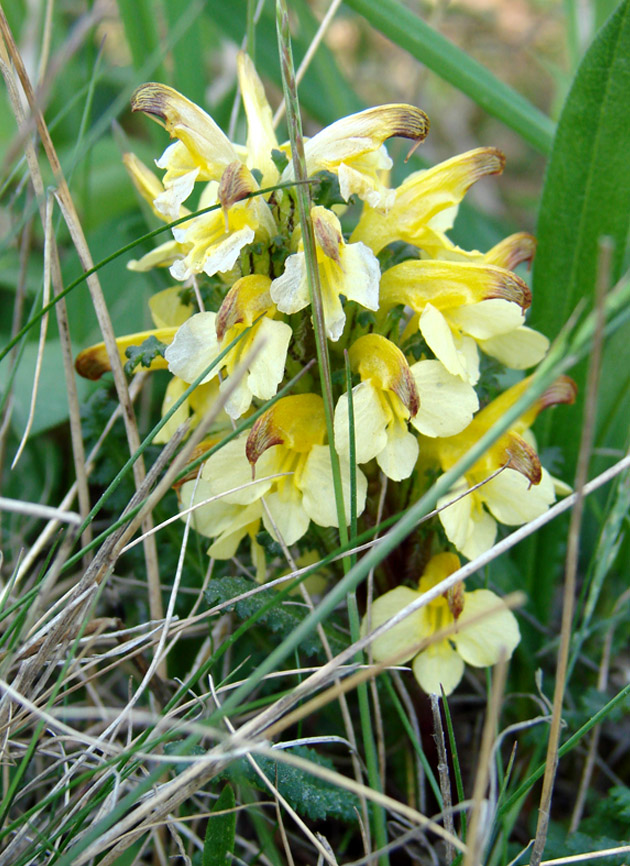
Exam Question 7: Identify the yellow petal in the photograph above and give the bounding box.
[350,334,419,418]
[409,360,479,437]
[362,586,424,664]
[300,445,368,526]
[334,381,390,465]
[452,589,520,666]
[412,641,465,695]
[237,52,279,188]
[380,260,531,312]
[479,326,549,369]
[122,152,174,220]
[246,394,326,466]
[149,287,194,329]
[216,274,274,340]
[352,147,505,253]
[131,83,237,179]
[296,104,430,178]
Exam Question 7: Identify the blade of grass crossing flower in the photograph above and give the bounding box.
[345,351,358,567]
[275,0,349,551]
[526,0,630,612]
[0,182,312,363]
[343,0,555,154]
[202,280,630,727]
[59,358,316,575]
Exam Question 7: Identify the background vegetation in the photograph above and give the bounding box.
[0,0,629,864]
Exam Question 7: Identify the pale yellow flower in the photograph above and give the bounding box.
[351,147,505,253]
[425,375,577,560]
[379,259,533,384]
[363,552,520,695]
[164,275,292,419]
[270,206,380,341]
[282,104,429,211]
[334,334,478,480]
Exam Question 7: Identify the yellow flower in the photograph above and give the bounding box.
[164,275,292,419]
[270,206,380,341]
[426,375,577,560]
[282,104,429,210]
[245,394,367,543]
[351,147,505,253]
[379,259,533,384]
[363,552,520,695]
[334,334,478,480]
[193,395,366,547]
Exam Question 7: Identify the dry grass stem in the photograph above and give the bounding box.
[530,238,613,866]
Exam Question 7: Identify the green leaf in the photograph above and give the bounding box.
[531,0,630,454]
[124,336,167,375]
[203,784,236,866]
[204,577,348,659]
[219,746,360,822]
[523,1,630,613]
[343,0,555,154]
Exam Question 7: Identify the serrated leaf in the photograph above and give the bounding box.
[219,746,360,823]
[205,577,348,660]
[124,336,167,375]
[203,784,236,866]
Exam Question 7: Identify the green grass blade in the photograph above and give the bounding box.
[343,0,555,154]
[116,0,165,80]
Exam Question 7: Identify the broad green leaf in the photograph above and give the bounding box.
[524,0,630,615]
[343,0,555,154]
[203,784,236,866]
[531,0,630,354]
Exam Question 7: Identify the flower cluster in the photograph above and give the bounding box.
[76,54,576,694]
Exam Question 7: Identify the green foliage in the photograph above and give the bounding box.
[271,148,289,174]
[203,785,236,866]
[311,170,348,209]
[205,577,348,659]
[219,746,361,823]
[123,335,167,375]
[525,0,630,616]
[531,0,630,478]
